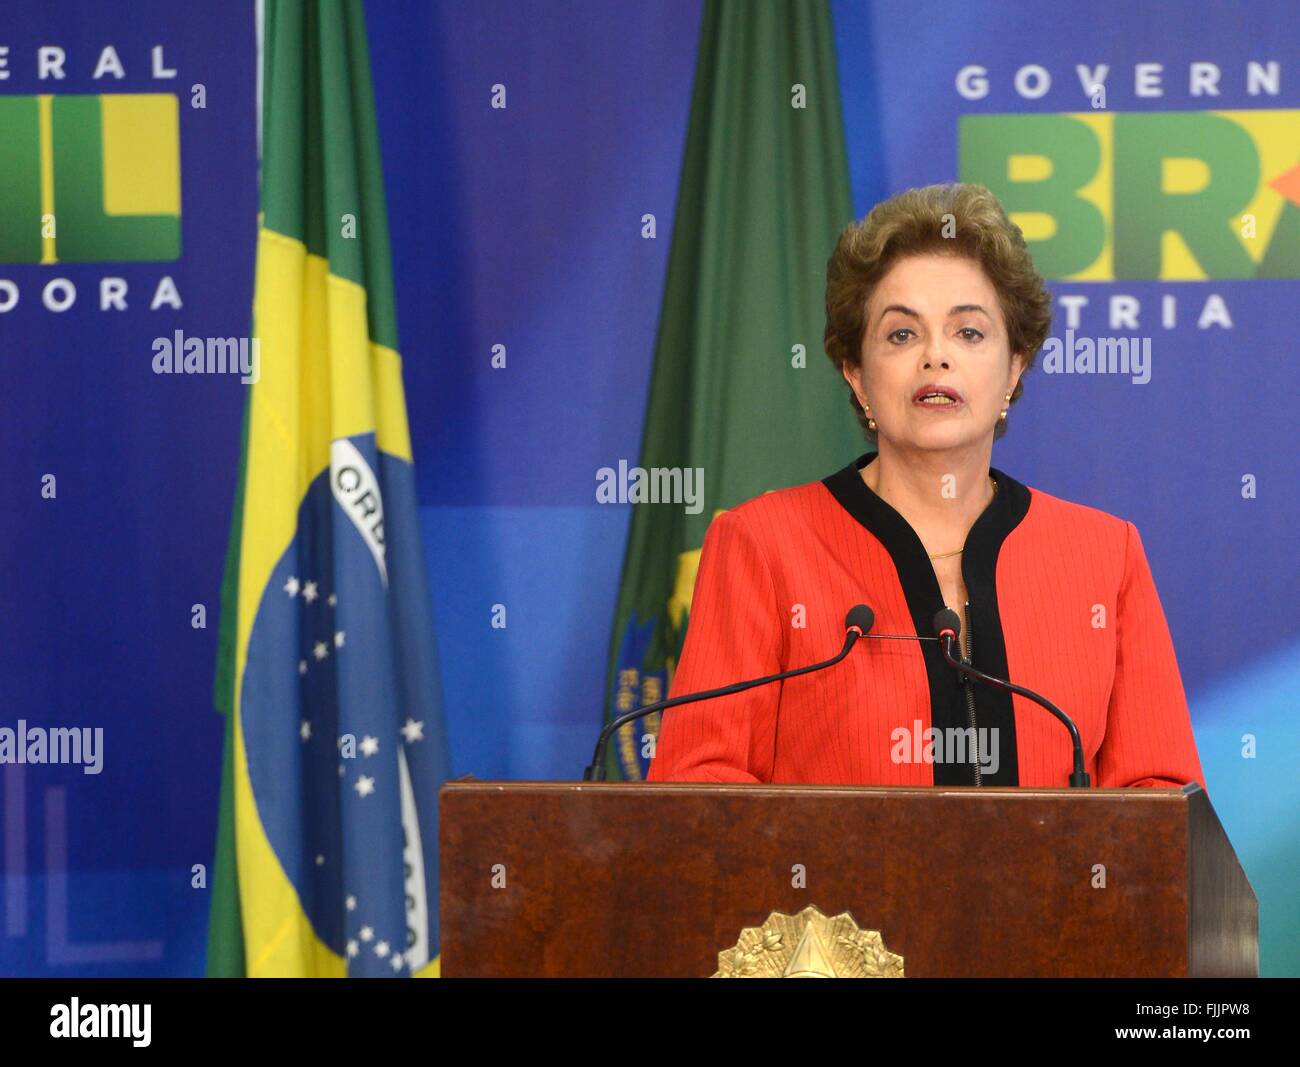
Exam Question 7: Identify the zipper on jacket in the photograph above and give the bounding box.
[961,600,981,787]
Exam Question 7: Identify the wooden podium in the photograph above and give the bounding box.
[439,781,1257,977]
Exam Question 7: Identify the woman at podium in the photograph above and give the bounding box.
[646,183,1206,790]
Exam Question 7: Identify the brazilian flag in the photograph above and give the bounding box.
[602,0,865,780]
[206,0,449,977]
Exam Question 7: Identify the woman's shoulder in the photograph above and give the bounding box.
[1017,480,1135,557]
[713,477,843,537]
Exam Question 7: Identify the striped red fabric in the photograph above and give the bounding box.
[646,473,1207,791]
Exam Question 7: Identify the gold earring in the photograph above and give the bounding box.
[864,401,876,432]
[999,392,1011,421]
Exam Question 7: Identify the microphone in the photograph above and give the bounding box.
[932,608,1091,787]
[584,605,875,781]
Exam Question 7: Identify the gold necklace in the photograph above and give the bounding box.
[926,477,997,560]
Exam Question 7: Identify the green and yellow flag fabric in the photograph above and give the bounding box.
[602,0,864,779]
[206,0,449,977]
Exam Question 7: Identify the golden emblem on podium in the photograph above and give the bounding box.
[712,905,905,978]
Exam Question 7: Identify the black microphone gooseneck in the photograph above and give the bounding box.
[932,608,1091,787]
[584,605,876,781]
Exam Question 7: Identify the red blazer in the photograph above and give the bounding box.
[646,452,1206,790]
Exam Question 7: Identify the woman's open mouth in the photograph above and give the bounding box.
[911,385,965,409]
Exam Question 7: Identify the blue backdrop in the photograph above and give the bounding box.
[0,0,1294,977]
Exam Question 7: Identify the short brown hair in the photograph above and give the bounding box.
[823,182,1053,441]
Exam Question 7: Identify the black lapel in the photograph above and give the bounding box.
[822,452,1031,785]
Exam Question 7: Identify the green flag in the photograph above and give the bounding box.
[602,0,863,780]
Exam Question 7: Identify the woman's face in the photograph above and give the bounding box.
[842,253,1025,455]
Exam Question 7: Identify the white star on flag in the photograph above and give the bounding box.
[347,940,359,958]
[360,735,379,757]
[327,593,337,607]
[300,720,312,741]
[284,576,300,597]
[334,630,346,649]
[298,660,307,675]
[390,954,404,972]
[359,926,374,942]
[313,641,329,661]
[354,775,375,798]
[302,580,319,604]
[375,941,390,958]
[401,718,424,744]
[346,896,357,911]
